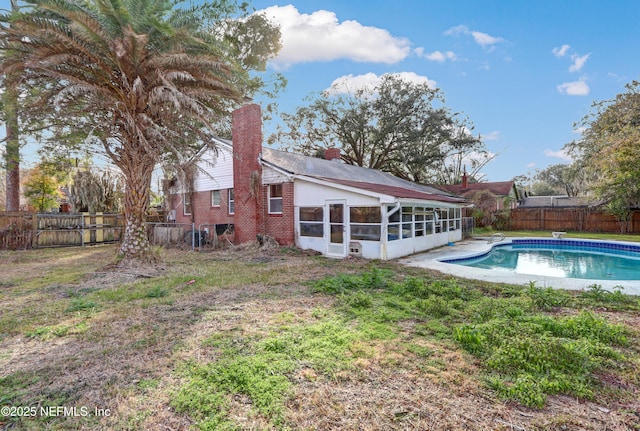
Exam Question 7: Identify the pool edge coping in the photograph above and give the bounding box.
[399,237,640,296]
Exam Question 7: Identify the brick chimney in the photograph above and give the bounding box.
[325,147,341,161]
[461,170,468,189]
[232,103,263,244]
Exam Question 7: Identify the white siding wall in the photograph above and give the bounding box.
[294,181,380,207]
[294,180,382,257]
[262,166,290,184]
[384,230,462,260]
[193,146,234,192]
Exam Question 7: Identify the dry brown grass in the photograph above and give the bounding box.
[1,244,639,430]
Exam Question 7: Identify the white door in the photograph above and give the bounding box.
[326,200,347,257]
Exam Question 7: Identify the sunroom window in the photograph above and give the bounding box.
[299,207,323,237]
[350,206,381,241]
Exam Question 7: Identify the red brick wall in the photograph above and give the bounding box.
[191,189,235,226]
[232,104,263,244]
[263,182,295,245]
[169,193,190,224]
[169,190,235,226]
[169,104,297,247]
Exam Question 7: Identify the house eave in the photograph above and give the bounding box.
[294,175,466,207]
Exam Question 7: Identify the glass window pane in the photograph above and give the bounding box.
[270,198,283,213]
[402,207,413,222]
[350,224,381,241]
[300,207,323,221]
[330,225,343,243]
[350,207,381,223]
[388,225,400,241]
[402,223,412,238]
[211,190,221,206]
[270,184,283,198]
[300,223,323,237]
[330,204,343,223]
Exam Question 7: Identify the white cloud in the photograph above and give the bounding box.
[444,24,469,36]
[481,131,502,141]
[608,72,627,83]
[557,79,590,96]
[424,50,457,63]
[258,5,411,69]
[526,162,536,168]
[326,72,437,95]
[552,44,590,72]
[471,31,504,48]
[444,24,504,50]
[569,53,590,72]
[544,149,573,162]
[552,44,571,57]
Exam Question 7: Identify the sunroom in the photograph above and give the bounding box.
[293,176,466,260]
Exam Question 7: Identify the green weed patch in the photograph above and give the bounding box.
[312,268,639,408]
[172,316,369,429]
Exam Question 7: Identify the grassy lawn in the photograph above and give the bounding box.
[474,227,640,242]
[1,244,639,430]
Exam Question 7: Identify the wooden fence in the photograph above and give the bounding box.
[0,212,123,250]
[1,213,230,251]
[506,208,640,233]
[0,212,33,250]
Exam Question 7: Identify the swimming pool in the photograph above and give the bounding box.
[444,239,640,280]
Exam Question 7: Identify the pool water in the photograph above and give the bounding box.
[445,240,640,280]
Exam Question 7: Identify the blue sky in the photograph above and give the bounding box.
[248,0,640,181]
[2,0,640,183]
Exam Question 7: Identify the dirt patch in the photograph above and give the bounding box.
[1,245,639,431]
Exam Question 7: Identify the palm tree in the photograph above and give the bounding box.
[0,0,279,265]
[2,0,21,212]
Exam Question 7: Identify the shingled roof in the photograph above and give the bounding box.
[260,148,466,203]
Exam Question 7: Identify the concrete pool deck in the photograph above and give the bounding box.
[399,237,640,296]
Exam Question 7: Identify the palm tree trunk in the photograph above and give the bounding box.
[4,2,21,212]
[4,73,20,212]
[118,157,154,264]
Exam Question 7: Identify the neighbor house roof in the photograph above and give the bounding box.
[438,181,517,198]
[519,196,597,208]
[260,148,466,204]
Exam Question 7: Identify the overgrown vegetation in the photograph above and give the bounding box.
[1,246,639,430]
[311,270,638,409]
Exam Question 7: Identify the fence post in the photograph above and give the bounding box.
[32,213,38,248]
[81,213,86,247]
[96,212,104,243]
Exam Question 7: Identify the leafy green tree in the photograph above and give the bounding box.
[532,163,583,196]
[270,74,487,184]
[0,0,281,264]
[23,164,61,212]
[565,80,640,226]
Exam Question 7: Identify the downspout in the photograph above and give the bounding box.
[258,153,267,238]
[386,202,401,219]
